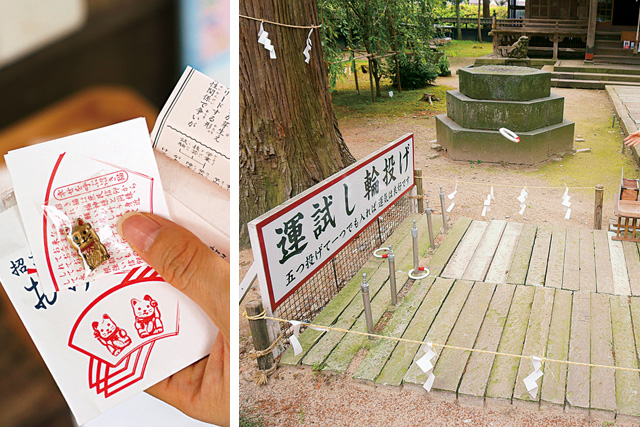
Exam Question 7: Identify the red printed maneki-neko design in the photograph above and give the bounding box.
[68,267,180,398]
[92,314,131,356]
[132,295,164,338]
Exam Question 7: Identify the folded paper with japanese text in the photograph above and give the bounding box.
[0,67,229,424]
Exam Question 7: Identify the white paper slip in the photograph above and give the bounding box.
[0,206,217,425]
[5,118,170,294]
[151,66,231,191]
[155,152,230,261]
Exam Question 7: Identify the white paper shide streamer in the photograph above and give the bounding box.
[523,356,544,399]
[288,320,329,355]
[258,22,277,59]
[303,28,313,63]
[416,342,437,391]
[562,186,571,220]
[447,184,457,213]
[517,186,528,215]
[481,188,494,217]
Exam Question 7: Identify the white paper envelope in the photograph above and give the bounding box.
[5,118,170,294]
[0,206,216,425]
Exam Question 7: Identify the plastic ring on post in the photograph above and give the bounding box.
[373,247,390,258]
[499,127,520,143]
[408,267,429,280]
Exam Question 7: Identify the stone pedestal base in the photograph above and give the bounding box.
[446,90,565,132]
[436,114,575,165]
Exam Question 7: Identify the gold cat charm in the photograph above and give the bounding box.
[66,218,110,270]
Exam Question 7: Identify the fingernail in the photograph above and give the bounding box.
[117,212,162,252]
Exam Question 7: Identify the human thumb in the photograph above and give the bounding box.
[117,212,229,342]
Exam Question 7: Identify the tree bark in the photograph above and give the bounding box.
[372,58,382,97]
[456,0,463,40]
[240,0,355,244]
[483,0,491,18]
[478,0,482,42]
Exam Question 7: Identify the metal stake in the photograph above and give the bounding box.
[361,273,374,335]
[426,200,435,249]
[439,186,449,232]
[388,245,397,306]
[412,219,419,273]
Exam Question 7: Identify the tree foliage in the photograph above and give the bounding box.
[386,55,439,90]
[318,0,438,95]
[436,4,507,22]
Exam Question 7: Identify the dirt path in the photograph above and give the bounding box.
[239,67,640,426]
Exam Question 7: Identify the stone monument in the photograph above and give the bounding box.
[436,65,574,165]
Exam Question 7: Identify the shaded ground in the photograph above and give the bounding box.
[240,53,640,426]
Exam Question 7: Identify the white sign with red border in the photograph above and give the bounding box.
[248,134,415,312]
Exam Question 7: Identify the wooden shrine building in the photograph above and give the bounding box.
[491,0,640,63]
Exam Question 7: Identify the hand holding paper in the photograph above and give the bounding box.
[118,212,230,426]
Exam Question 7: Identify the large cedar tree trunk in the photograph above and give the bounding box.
[240,0,355,244]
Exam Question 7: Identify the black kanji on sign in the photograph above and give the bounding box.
[311,195,336,239]
[275,212,307,264]
[343,184,355,216]
[399,145,410,174]
[364,166,380,200]
[383,155,396,186]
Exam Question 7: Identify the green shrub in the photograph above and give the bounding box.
[387,55,439,89]
[437,54,450,76]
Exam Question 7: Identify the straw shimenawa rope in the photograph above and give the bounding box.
[239,14,322,29]
[245,312,286,385]
[243,310,640,374]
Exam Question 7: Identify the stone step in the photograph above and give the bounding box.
[596,31,623,40]
[551,78,640,89]
[594,55,640,65]
[595,39,627,48]
[595,47,638,56]
[553,65,640,75]
[552,71,640,83]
